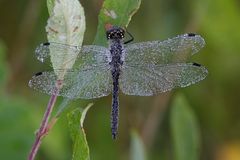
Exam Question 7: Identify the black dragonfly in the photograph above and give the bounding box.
[29,24,208,139]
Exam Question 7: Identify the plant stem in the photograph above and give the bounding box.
[45,98,71,133]
[28,82,61,160]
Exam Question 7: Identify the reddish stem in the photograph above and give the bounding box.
[28,81,61,160]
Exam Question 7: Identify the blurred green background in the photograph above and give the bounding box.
[1,0,240,159]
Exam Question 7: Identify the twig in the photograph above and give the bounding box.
[44,98,71,133]
[28,81,62,160]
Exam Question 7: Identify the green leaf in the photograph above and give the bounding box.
[94,0,141,45]
[170,94,201,160]
[80,103,93,128]
[46,0,86,79]
[67,104,93,160]
[130,129,147,160]
[46,0,55,15]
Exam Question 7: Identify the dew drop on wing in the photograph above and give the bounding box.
[39,58,44,62]
[28,72,43,88]
[35,42,51,63]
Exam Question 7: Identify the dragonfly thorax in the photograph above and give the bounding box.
[109,41,124,66]
[105,26,125,66]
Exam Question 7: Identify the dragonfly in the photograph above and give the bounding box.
[29,24,208,139]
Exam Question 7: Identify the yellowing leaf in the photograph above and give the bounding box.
[46,0,86,79]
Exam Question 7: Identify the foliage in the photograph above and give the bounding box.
[67,104,92,160]
[1,0,240,159]
[94,0,141,45]
[46,0,85,79]
[130,130,147,160]
[170,94,200,160]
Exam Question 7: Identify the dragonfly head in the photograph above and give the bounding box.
[105,24,125,40]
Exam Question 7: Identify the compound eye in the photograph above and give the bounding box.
[111,33,114,38]
[107,32,113,39]
[107,34,110,39]
[117,32,121,37]
[119,31,124,38]
[120,32,124,38]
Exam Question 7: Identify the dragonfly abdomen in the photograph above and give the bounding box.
[109,38,124,139]
[111,69,120,139]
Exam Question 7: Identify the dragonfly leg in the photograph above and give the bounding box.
[124,30,134,44]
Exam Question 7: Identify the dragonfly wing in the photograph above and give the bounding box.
[29,65,112,99]
[124,34,205,65]
[35,42,110,68]
[72,45,110,69]
[35,42,80,63]
[119,63,208,96]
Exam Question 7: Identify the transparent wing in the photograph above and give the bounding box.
[35,42,110,69]
[124,33,205,65]
[29,65,112,99]
[119,63,208,96]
